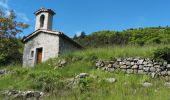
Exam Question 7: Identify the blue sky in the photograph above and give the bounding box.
[1,0,170,37]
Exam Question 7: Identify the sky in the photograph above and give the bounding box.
[1,0,170,37]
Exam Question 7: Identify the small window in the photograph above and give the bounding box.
[30,51,34,58]
[40,15,45,28]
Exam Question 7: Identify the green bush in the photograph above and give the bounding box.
[28,71,63,92]
[0,38,23,66]
[74,27,170,48]
[153,47,170,63]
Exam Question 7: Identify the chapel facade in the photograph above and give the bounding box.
[22,8,82,67]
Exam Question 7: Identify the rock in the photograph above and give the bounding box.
[126,66,131,69]
[58,59,67,66]
[4,90,43,99]
[137,59,144,65]
[150,67,156,72]
[167,64,170,68]
[134,58,139,62]
[143,61,148,65]
[143,67,150,72]
[127,57,133,61]
[156,68,161,72]
[154,65,161,68]
[60,59,67,65]
[126,69,133,74]
[107,64,113,68]
[105,78,116,83]
[120,65,127,69]
[138,65,144,70]
[125,61,131,66]
[164,62,168,66]
[119,62,125,65]
[25,91,43,99]
[56,59,67,68]
[13,92,24,99]
[131,62,135,66]
[151,73,156,78]
[96,60,105,68]
[7,90,19,96]
[164,82,170,87]
[113,63,119,68]
[161,71,167,76]
[160,66,166,71]
[76,73,88,78]
[147,63,153,67]
[167,71,170,76]
[165,76,170,81]
[108,68,115,72]
[138,70,144,74]
[142,82,152,87]
[132,65,138,69]
[117,58,122,62]
[0,69,6,75]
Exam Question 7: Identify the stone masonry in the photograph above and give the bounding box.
[96,57,170,77]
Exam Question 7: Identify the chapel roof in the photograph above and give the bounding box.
[22,29,83,49]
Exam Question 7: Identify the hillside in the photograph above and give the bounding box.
[0,45,170,100]
[74,27,170,47]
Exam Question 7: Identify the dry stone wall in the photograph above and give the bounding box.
[95,57,170,78]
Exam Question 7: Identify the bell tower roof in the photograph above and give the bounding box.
[34,8,56,15]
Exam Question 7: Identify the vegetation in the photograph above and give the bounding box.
[0,45,170,100]
[0,9,28,66]
[74,27,170,47]
[153,47,170,63]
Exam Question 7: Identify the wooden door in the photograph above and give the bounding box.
[37,48,43,64]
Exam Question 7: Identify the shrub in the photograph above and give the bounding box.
[153,47,170,63]
[28,71,63,92]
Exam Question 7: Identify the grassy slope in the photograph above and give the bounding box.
[0,45,170,100]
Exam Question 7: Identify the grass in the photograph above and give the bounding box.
[0,45,170,100]
[61,45,169,60]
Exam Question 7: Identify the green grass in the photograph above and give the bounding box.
[61,45,169,59]
[0,45,170,100]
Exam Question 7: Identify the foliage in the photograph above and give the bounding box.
[74,27,170,47]
[153,47,170,63]
[0,9,28,66]
[78,31,86,38]
[0,38,23,65]
[28,71,62,92]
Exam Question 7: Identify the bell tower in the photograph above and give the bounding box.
[34,8,56,31]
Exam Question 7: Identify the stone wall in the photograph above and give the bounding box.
[95,57,170,78]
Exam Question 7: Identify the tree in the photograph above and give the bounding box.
[0,9,29,66]
[79,31,86,38]
[73,34,77,39]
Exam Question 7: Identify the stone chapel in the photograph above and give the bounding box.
[22,8,82,67]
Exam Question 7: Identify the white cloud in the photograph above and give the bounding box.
[0,0,10,16]
[0,0,9,9]
[75,31,83,37]
[16,12,30,22]
[0,0,30,22]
